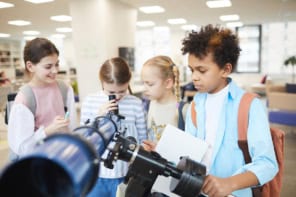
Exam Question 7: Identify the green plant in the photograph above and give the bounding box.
[284,55,296,83]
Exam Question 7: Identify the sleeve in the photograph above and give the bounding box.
[134,99,148,143]
[239,98,279,185]
[66,86,78,131]
[80,96,94,126]
[8,103,46,156]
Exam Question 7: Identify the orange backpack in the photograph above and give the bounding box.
[190,93,284,197]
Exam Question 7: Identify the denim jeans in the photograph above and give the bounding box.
[87,177,124,197]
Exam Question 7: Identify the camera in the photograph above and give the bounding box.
[108,94,119,115]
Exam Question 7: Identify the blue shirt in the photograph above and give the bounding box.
[185,79,278,196]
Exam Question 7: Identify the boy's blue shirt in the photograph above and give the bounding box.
[185,78,278,196]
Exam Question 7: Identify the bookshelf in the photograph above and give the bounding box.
[0,40,22,80]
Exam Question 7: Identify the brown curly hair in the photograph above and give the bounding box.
[181,24,241,71]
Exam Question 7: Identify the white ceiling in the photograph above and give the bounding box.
[0,0,296,40]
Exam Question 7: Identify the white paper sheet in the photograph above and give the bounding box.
[152,124,208,197]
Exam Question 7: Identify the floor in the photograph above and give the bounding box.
[0,112,295,196]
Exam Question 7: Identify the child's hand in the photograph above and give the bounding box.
[201,175,233,197]
[44,116,70,136]
[142,140,157,152]
[97,100,118,116]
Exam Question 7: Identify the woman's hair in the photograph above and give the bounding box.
[181,24,241,72]
[99,57,132,92]
[23,37,59,73]
[143,55,181,102]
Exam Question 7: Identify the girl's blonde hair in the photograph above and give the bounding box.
[143,55,181,102]
[99,57,133,93]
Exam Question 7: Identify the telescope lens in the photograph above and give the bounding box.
[0,158,74,197]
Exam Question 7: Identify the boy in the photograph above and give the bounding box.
[181,24,278,196]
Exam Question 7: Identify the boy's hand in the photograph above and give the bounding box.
[44,116,70,136]
[201,175,233,197]
[142,140,157,152]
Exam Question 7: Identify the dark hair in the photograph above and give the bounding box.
[181,24,241,71]
[23,37,59,65]
[99,57,131,85]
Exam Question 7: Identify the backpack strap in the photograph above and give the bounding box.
[191,101,197,128]
[19,84,37,115]
[57,80,68,112]
[177,101,186,130]
[237,93,258,164]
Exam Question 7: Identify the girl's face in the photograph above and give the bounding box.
[188,53,231,94]
[102,82,129,101]
[141,66,171,101]
[27,54,59,86]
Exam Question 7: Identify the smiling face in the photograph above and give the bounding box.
[188,53,231,94]
[141,65,173,101]
[26,54,59,86]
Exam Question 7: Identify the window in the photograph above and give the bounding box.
[236,25,262,73]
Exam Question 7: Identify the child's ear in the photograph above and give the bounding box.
[222,63,232,77]
[25,61,35,73]
[165,78,174,89]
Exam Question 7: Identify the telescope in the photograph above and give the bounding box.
[0,115,206,197]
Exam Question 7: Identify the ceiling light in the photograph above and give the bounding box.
[220,14,240,21]
[181,25,198,31]
[139,6,165,14]
[24,36,36,41]
[50,15,72,22]
[8,20,31,26]
[167,18,187,25]
[56,27,72,33]
[23,30,40,35]
[0,33,10,38]
[206,0,232,8]
[51,34,66,39]
[226,21,243,27]
[136,21,155,27]
[24,0,54,4]
[0,2,14,8]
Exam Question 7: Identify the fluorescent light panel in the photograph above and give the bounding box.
[51,34,66,39]
[56,27,72,33]
[8,20,31,26]
[139,6,165,14]
[24,36,36,41]
[220,14,239,21]
[167,18,187,25]
[50,15,72,22]
[206,0,232,8]
[226,21,243,27]
[0,33,10,38]
[24,0,54,4]
[0,2,14,8]
[23,30,40,35]
[136,21,155,27]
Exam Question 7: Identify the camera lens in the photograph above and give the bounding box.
[108,95,118,115]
